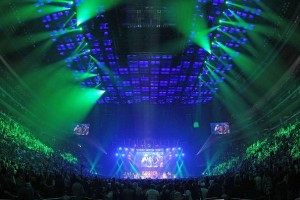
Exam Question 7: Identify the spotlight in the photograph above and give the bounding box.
[98,90,105,95]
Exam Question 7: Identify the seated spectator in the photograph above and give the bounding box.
[206,178,223,198]
[17,174,34,200]
[72,179,85,200]
[146,184,160,200]
[174,192,183,200]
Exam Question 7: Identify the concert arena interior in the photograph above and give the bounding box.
[0,0,300,199]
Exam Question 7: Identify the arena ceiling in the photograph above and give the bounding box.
[0,0,299,105]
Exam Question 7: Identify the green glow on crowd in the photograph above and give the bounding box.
[209,157,239,176]
[0,112,54,156]
[211,120,300,174]
[246,138,268,158]
[274,123,297,138]
[0,112,78,164]
[246,137,279,163]
[60,152,78,164]
[291,145,300,159]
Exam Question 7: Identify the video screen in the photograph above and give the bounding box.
[136,149,164,168]
[210,122,230,135]
[73,123,90,135]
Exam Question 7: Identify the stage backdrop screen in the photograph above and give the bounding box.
[210,122,230,135]
[73,123,90,135]
[136,149,164,168]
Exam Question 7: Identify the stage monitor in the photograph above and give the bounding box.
[136,149,164,168]
[115,147,184,179]
[73,123,90,136]
[210,122,230,135]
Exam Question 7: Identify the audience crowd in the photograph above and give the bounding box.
[1,110,300,200]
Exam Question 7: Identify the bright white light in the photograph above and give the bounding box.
[98,90,106,96]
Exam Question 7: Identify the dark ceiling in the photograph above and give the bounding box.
[0,0,299,106]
